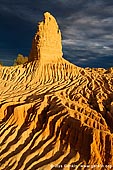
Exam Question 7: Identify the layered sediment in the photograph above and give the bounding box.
[0,12,113,170]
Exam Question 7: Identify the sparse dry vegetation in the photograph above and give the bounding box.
[14,54,28,65]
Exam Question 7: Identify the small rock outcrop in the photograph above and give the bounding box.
[29,12,63,62]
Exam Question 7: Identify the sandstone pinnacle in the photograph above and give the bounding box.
[29,12,63,62]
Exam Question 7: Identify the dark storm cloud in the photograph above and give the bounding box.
[0,0,113,67]
[59,0,113,66]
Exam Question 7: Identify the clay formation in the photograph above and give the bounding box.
[0,12,113,170]
[29,12,63,62]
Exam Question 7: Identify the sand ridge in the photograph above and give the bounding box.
[0,12,113,170]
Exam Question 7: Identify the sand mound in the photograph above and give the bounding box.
[0,12,113,170]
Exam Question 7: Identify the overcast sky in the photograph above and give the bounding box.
[0,0,113,68]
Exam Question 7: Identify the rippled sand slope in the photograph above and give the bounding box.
[0,12,113,170]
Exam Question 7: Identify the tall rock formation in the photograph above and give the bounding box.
[29,12,63,62]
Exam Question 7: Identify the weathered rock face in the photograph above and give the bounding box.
[1,12,113,170]
[29,12,63,62]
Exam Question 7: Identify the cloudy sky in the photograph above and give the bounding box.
[0,0,113,68]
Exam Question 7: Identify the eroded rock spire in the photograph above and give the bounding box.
[29,12,63,62]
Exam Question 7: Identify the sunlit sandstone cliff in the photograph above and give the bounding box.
[0,12,113,170]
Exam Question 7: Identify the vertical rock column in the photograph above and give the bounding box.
[29,12,63,63]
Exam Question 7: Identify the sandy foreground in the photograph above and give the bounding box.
[0,12,113,170]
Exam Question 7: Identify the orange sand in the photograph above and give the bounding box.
[0,12,113,170]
